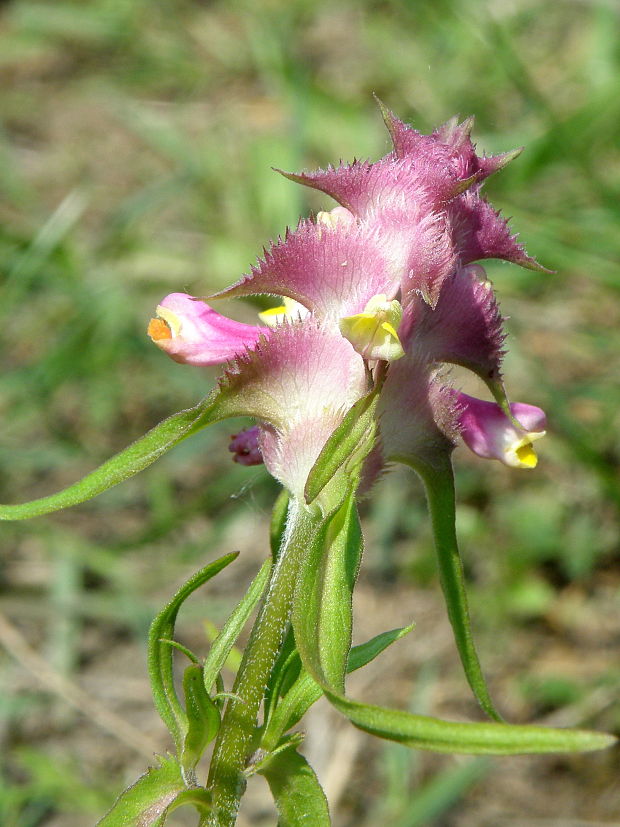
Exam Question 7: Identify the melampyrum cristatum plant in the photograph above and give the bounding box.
[2,101,615,827]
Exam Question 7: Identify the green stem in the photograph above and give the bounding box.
[206,499,314,826]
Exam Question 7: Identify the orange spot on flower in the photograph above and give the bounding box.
[148,317,172,341]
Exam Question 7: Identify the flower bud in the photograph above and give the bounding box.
[228,427,263,466]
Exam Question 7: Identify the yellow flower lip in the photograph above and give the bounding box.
[315,206,354,232]
[258,297,309,327]
[316,209,339,229]
[505,431,546,469]
[339,294,405,362]
[514,441,538,468]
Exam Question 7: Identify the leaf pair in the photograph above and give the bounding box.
[97,756,212,827]
[256,625,416,827]
[147,553,239,751]
[261,625,414,754]
[287,492,615,756]
[100,551,273,825]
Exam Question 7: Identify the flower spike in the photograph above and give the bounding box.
[147,108,550,494]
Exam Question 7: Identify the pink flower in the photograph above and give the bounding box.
[456,393,546,469]
[148,293,263,366]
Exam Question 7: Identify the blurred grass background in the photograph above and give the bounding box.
[1,0,619,824]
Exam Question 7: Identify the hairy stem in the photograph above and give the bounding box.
[206,499,313,826]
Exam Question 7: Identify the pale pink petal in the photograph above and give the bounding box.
[216,218,400,322]
[148,293,264,366]
[217,320,368,495]
[509,401,547,433]
[378,356,459,469]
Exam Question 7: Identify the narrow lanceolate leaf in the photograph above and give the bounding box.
[261,625,414,751]
[202,557,272,694]
[96,755,186,827]
[318,694,615,755]
[148,553,239,750]
[304,389,378,510]
[292,494,363,693]
[181,665,221,775]
[413,456,502,721]
[0,394,221,520]
[258,747,330,827]
[288,502,615,756]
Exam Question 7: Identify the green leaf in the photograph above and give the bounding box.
[261,625,414,751]
[0,394,221,520]
[320,693,615,754]
[292,494,362,693]
[413,456,502,721]
[156,787,212,821]
[148,553,239,750]
[164,787,212,816]
[181,664,221,775]
[258,747,330,827]
[288,502,616,756]
[202,557,272,693]
[348,624,415,671]
[304,389,378,510]
[96,755,186,826]
[158,639,201,665]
